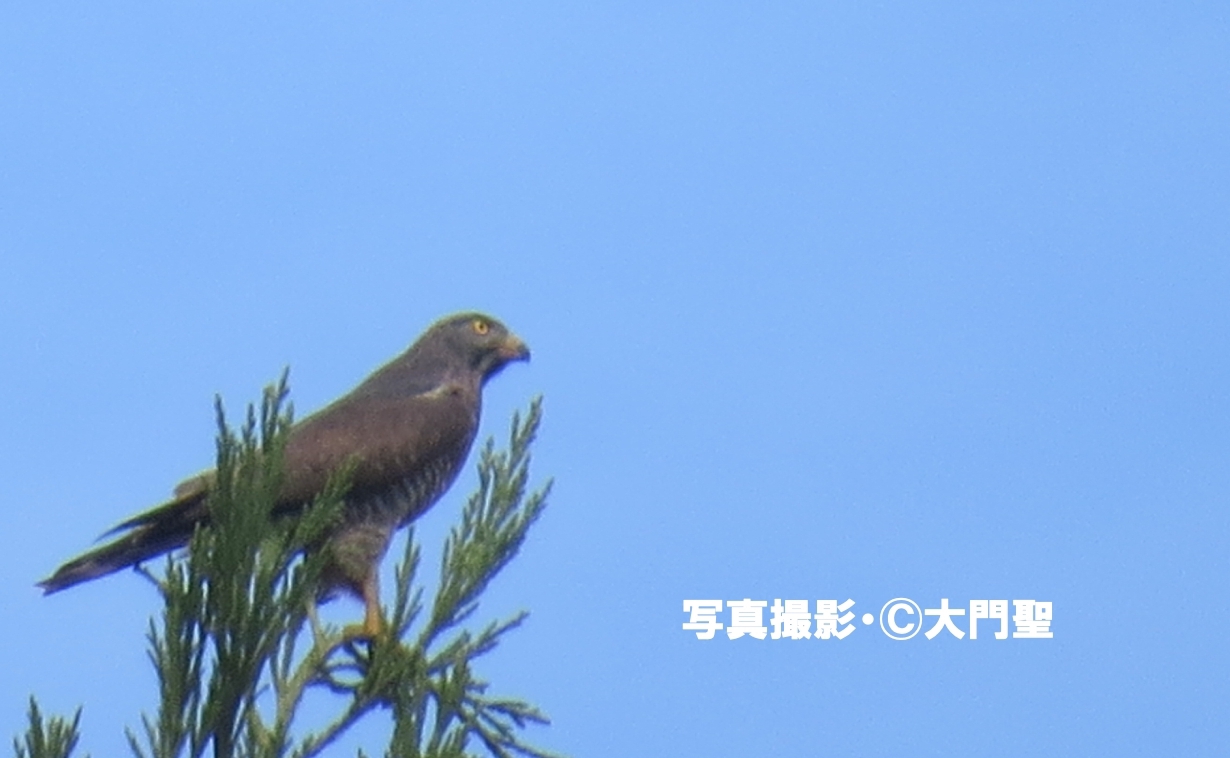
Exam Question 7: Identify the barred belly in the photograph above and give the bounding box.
[317,455,462,599]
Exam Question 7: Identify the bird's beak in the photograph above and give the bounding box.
[498,334,531,362]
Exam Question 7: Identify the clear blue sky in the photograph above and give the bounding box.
[2,2,1227,755]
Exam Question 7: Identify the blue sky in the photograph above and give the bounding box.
[1,2,1227,755]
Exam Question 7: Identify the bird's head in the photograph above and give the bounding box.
[433,312,531,382]
[359,312,531,397]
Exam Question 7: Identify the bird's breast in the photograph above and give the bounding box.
[346,449,468,531]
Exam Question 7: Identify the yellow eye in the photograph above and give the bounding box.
[472,319,490,335]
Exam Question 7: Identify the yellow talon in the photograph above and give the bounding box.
[340,571,387,641]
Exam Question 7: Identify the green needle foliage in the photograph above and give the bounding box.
[18,377,559,758]
[12,700,83,758]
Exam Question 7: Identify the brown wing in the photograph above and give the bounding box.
[39,383,478,594]
[277,382,479,510]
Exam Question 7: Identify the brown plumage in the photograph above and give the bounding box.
[39,312,530,635]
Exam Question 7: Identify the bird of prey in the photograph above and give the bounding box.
[39,312,530,637]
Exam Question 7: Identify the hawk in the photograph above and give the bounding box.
[39,312,530,636]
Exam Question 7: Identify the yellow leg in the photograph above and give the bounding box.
[306,600,323,637]
[342,571,385,641]
[362,570,384,638]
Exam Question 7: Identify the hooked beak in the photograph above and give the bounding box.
[498,334,531,363]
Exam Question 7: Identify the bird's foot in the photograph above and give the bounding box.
[340,604,389,643]
[340,623,380,643]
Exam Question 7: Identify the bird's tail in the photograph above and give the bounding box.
[38,489,209,594]
[38,529,190,593]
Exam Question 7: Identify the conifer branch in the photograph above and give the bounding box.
[12,700,84,758]
[18,384,559,758]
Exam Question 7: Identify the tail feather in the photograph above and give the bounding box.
[39,490,209,595]
[102,472,213,537]
[38,529,190,594]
